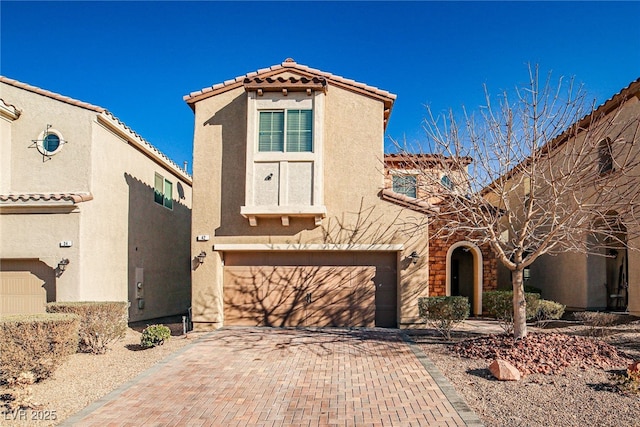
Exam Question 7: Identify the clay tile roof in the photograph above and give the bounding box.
[385,153,473,166]
[381,189,437,214]
[243,75,327,92]
[184,58,397,127]
[0,192,94,204]
[0,76,104,113]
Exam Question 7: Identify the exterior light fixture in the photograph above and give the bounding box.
[409,251,420,265]
[58,258,70,271]
[197,251,207,264]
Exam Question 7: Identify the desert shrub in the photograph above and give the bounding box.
[418,296,469,340]
[616,368,640,396]
[572,311,619,337]
[141,324,171,348]
[533,299,566,328]
[483,290,540,334]
[47,302,128,354]
[0,314,79,384]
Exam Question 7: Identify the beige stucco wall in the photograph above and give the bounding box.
[191,78,430,329]
[1,81,192,321]
[494,89,640,315]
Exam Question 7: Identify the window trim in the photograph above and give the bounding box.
[154,172,173,210]
[36,128,65,156]
[391,173,418,198]
[243,90,325,226]
[598,138,614,175]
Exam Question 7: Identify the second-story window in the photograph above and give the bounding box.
[392,175,417,198]
[154,173,173,210]
[258,109,312,152]
[598,138,613,175]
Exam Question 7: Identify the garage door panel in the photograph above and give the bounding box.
[1,271,47,315]
[223,252,396,327]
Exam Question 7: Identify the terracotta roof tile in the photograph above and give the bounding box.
[0,76,105,113]
[184,58,396,104]
[0,192,94,204]
[381,189,436,214]
[184,58,397,128]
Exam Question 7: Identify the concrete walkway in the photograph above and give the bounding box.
[62,328,482,426]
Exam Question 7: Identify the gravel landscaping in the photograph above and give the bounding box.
[412,318,640,427]
[1,317,639,426]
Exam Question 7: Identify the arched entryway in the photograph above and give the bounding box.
[446,242,483,316]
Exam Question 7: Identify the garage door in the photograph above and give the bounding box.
[1,260,51,315]
[223,252,397,327]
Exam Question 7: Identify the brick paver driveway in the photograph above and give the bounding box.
[64,328,481,426]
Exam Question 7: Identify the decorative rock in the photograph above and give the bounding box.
[489,359,521,381]
[629,361,640,373]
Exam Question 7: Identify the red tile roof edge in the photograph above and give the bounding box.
[0,192,94,204]
[183,59,397,104]
[0,76,105,113]
[381,188,436,214]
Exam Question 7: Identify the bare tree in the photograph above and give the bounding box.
[395,66,640,339]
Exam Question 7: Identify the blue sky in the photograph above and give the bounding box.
[2,1,639,172]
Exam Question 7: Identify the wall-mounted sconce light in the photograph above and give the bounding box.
[197,251,207,264]
[58,258,70,271]
[408,251,420,265]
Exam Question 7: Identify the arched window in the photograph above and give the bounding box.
[598,138,613,175]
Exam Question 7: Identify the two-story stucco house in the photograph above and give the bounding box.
[185,59,437,330]
[0,77,192,322]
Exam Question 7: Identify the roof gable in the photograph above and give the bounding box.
[184,58,397,128]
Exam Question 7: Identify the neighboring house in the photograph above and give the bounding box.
[494,78,640,315]
[383,154,498,315]
[0,77,192,322]
[185,59,440,330]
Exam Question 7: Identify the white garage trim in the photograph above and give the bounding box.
[214,243,404,251]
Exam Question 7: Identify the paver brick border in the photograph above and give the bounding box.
[401,332,484,427]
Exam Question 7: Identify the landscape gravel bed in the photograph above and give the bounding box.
[1,327,193,426]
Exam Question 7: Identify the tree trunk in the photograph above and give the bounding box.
[512,268,528,339]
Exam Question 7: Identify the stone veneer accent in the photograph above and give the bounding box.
[428,224,498,297]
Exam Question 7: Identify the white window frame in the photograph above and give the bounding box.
[36,128,65,156]
[154,172,173,210]
[242,90,326,226]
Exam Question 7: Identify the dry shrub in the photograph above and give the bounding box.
[47,302,128,354]
[573,311,619,337]
[3,372,40,411]
[0,314,80,383]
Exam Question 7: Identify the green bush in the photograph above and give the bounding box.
[47,302,128,354]
[141,324,171,348]
[418,296,470,340]
[533,299,566,328]
[524,285,542,295]
[0,313,80,383]
[483,290,540,334]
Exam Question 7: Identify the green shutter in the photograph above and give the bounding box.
[258,111,284,152]
[154,174,164,205]
[286,110,312,152]
[164,179,173,209]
